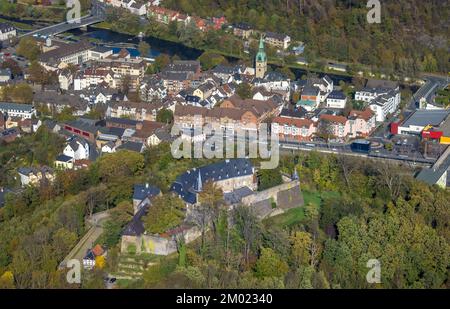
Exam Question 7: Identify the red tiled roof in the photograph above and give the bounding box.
[349,108,374,121]
[92,244,104,257]
[320,114,348,125]
[273,116,313,128]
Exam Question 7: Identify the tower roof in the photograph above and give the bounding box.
[256,36,266,63]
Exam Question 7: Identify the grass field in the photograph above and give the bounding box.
[265,190,340,228]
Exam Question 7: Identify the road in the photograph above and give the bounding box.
[20,0,107,38]
[59,211,110,269]
[200,133,435,166]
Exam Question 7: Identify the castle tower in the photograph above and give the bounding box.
[255,35,267,79]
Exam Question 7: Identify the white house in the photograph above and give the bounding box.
[63,137,90,160]
[265,32,291,50]
[369,90,401,122]
[0,23,16,41]
[101,141,116,153]
[58,70,73,91]
[254,71,291,93]
[0,102,36,119]
[326,90,348,109]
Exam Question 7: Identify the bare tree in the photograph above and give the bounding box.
[336,154,361,187]
[232,205,262,266]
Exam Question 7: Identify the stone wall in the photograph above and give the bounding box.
[121,226,202,256]
[241,180,303,219]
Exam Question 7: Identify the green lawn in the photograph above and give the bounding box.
[265,190,340,228]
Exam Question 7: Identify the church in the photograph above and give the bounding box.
[255,36,267,79]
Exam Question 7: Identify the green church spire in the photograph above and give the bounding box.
[256,35,266,63]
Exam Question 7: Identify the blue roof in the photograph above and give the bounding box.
[170,159,254,204]
[56,154,73,163]
[327,90,347,100]
[133,184,161,201]
[84,249,95,260]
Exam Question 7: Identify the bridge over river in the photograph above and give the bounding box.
[20,0,106,38]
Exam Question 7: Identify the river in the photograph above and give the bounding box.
[2,17,413,88]
[66,27,355,84]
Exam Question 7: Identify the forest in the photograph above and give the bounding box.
[162,0,449,75]
[0,131,448,289]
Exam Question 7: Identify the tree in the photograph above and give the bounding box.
[120,75,131,95]
[143,194,186,234]
[16,37,41,61]
[0,271,15,289]
[156,108,173,124]
[236,83,252,99]
[28,61,48,86]
[1,58,22,76]
[255,247,288,278]
[95,256,106,269]
[257,168,283,191]
[290,231,312,266]
[138,41,151,58]
[232,205,262,265]
[198,51,227,70]
[97,150,145,181]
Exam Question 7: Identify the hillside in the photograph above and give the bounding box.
[163,0,449,75]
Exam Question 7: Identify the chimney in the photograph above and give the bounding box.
[145,183,149,189]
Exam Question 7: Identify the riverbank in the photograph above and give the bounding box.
[87,23,427,86]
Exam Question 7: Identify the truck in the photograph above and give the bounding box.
[351,140,371,154]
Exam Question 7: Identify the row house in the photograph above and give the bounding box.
[161,60,201,96]
[106,101,165,122]
[265,32,291,50]
[0,102,36,119]
[318,108,376,140]
[233,23,253,39]
[272,109,316,141]
[174,105,252,132]
[102,0,147,15]
[0,23,16,42]
[74,68,116,91]
[148,5,181,24]
[39,40,93,70]
[354,79,401,122]
[139,76,168,101]
[347,108,376,137]
[18,166,54,187]
[326,90,348,109]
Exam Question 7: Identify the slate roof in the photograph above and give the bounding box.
[265,31,289,41]
[133,184,161,201]
[116,141,144,153]
[56,154,73,163]
[223,186,254,205]
[402,110,450,128]
[40,40,92,63]
[279,108,307,119]
[170,158,254,204]
[121,203,149,236]
[416,154,450,186]
[0,102,34,112]
[327,90,347,100]
[302,86,320,96]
